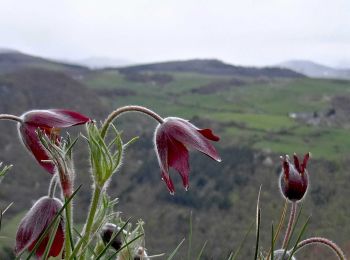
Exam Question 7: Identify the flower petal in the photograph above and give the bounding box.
[18,124,56,174]
[301,152,310,174]
[164,118,221,162]
[197,128,220,141]
[154,127,169,173]
[28,222,64,258]
[161,171,175,194]
[21,109,90,128]
[167,139,190,190]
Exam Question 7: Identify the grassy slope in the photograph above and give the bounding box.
[82,70,350,161]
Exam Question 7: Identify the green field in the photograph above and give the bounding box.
[81,71,350,160]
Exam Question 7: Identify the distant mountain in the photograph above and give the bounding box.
[279,60,350,79]
[0,51,89,77]
[118,59,304,78]
[0,48,18,54]
[76,57,133,69]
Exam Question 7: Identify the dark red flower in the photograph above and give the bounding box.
[15,196,64,259]
[18,109,90,174]
[154,117,221,194]
[280,153,310,202]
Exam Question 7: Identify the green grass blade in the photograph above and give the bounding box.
[0,209,2,232]
[254,186,262,260]
[0,202,14,232]
[267,200,288,260]
[195,241,207,260]
[254,208,261,260]
[167,238,185,260]
[73,228,97,257]
[271,223,274,260]
[0,163,12,182]
[42,217,60,260]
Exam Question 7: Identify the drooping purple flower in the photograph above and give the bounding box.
[154,117,221,194]
[280,153,310,202]
[15,196,64,259]
[18,109,90,174]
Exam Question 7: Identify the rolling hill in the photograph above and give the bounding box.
[0,50,89,77]
[118,58,305,78]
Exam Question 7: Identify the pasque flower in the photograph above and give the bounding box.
[154,117,221,193]
[15,196,64,259]
[18,109,90,174]
[280,153,310,202]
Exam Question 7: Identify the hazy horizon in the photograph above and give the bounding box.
[1,0,349,68]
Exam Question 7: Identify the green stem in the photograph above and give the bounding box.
[100,105,164,138]
[76,185,102,260]
[65,197,73,258]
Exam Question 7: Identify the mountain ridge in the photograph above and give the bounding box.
[0,50,304,79]
[279,59,350,79]
[117,58,305,78]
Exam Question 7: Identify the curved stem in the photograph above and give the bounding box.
[100,105,164,138]
[0,114,23,123]
[295,237,347,260]
[282,202,297,249]
[48,174,58,198]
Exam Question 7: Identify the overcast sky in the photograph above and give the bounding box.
[0,0,349,67]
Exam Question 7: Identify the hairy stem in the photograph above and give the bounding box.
[75,185,101,260]
[0,114,23,123]
[48,174,58,198]
[100,105,164,138]
[65,197,73,258]
[295,237,347,260]
[282,202,297,249]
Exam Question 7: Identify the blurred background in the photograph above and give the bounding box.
[0,0,349,259]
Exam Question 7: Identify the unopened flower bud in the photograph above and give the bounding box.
[100,223,122,251]
[280,153,310,202]
[15,196,64,259]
